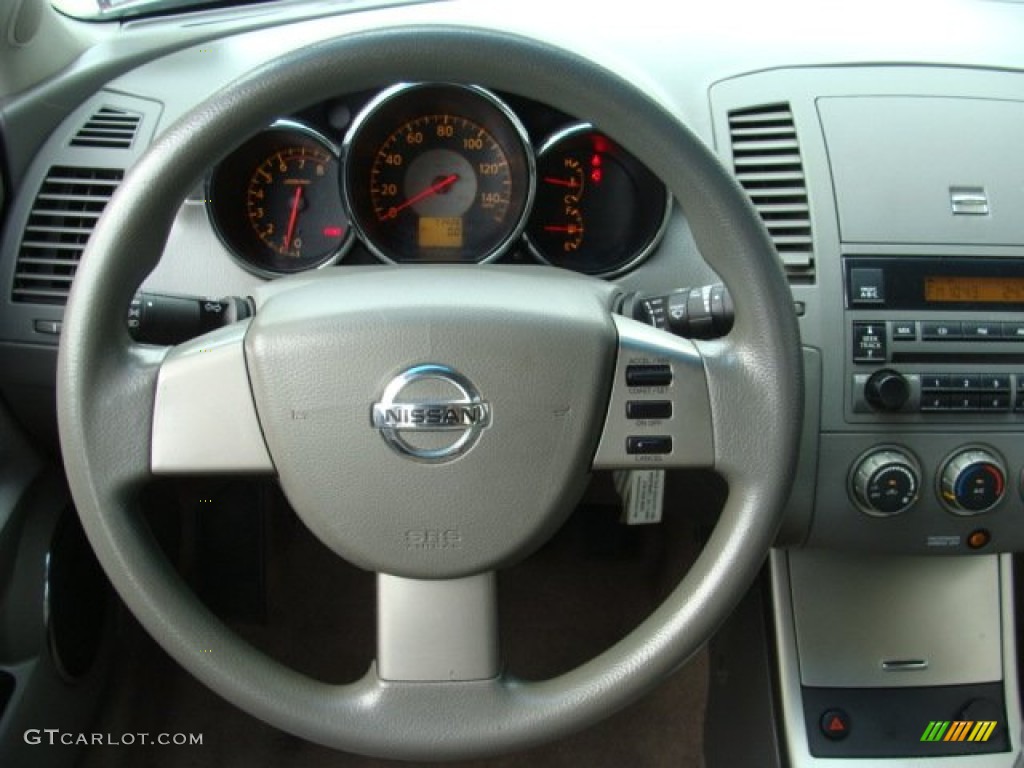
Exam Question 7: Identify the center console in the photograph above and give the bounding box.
[712,66,1024,765]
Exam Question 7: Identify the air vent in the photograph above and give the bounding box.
[12,166,123,305]
[70,107,142,150]
[728,103,814,282]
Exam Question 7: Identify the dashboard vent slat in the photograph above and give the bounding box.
[70,107,142,149]
[11,166,124,305]
[728,103,815,284]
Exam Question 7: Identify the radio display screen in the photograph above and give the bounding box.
[924,276,1024,304]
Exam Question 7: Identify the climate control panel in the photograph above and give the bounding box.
[849,448,920,517]
[845,445,1011,523]
[814,433,1023,554]
[938,448,1006,515]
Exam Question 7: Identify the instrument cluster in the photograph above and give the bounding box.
[206,83,670,278]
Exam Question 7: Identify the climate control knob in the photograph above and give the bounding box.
[850,449,920,516]
[940,449,1006,515]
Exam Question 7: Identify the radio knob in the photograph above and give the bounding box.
[850,449,920,516]
[940,449,1006,515]
[865,369,910,412]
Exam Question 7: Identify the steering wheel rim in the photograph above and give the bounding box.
[56,25,802,760]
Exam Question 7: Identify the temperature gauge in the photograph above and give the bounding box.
[525,124,669,276]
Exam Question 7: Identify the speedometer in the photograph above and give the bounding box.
[343,84,534,263]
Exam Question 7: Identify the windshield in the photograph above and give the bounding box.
[52,0,279,20]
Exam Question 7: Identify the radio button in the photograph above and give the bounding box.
[978,375,1011,391]
[892,321,917,341]
[921,393,950,411]
[950,394,980,411]
[1003,322,1024,340]
[949,374,981,391]
[922,321,963,340]
[980,394,1011,411]
[849,268,886,306]
[852,322,887,363]
[921,374,948,390]
[964,322,1002,340]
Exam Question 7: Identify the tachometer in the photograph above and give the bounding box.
[208,121,352,276]
[343,84,534,263]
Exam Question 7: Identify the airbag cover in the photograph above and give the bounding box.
[244,267,617,578]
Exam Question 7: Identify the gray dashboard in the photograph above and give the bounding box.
[2,0,1024,555]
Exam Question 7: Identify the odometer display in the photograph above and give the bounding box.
[344,84,534,264]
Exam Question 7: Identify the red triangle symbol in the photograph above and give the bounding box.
[828,716,846,732]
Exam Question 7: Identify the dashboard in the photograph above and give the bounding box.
[2,1,1024,766]
[0,1,1023,559]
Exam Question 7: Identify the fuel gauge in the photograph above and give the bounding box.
[525,124,669,277]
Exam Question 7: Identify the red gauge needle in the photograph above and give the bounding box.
[283,186,302,251]
[543,225,580,232]
[385,174,459,219]
[544,177,579,188]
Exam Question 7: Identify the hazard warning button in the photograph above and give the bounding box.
[819,709,851,741]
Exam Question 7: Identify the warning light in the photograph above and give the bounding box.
[591,153,602,167]
[590,169,603,184]
[322,226,344,237]
[828,717,846,732]
[967,529,991,549]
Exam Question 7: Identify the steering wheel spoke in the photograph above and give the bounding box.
[592,315,714,471]
[151,320,274,474]
[377,572,499,682]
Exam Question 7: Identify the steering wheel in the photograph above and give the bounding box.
[56,25,802,761]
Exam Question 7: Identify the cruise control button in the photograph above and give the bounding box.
[626,436,672,455]
[626,400,673,420]
[625,364,672,388]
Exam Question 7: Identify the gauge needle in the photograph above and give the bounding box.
[283,186,303,251]
[544,225,580,232]
[386,174,459,219]
[544,177,579,188]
